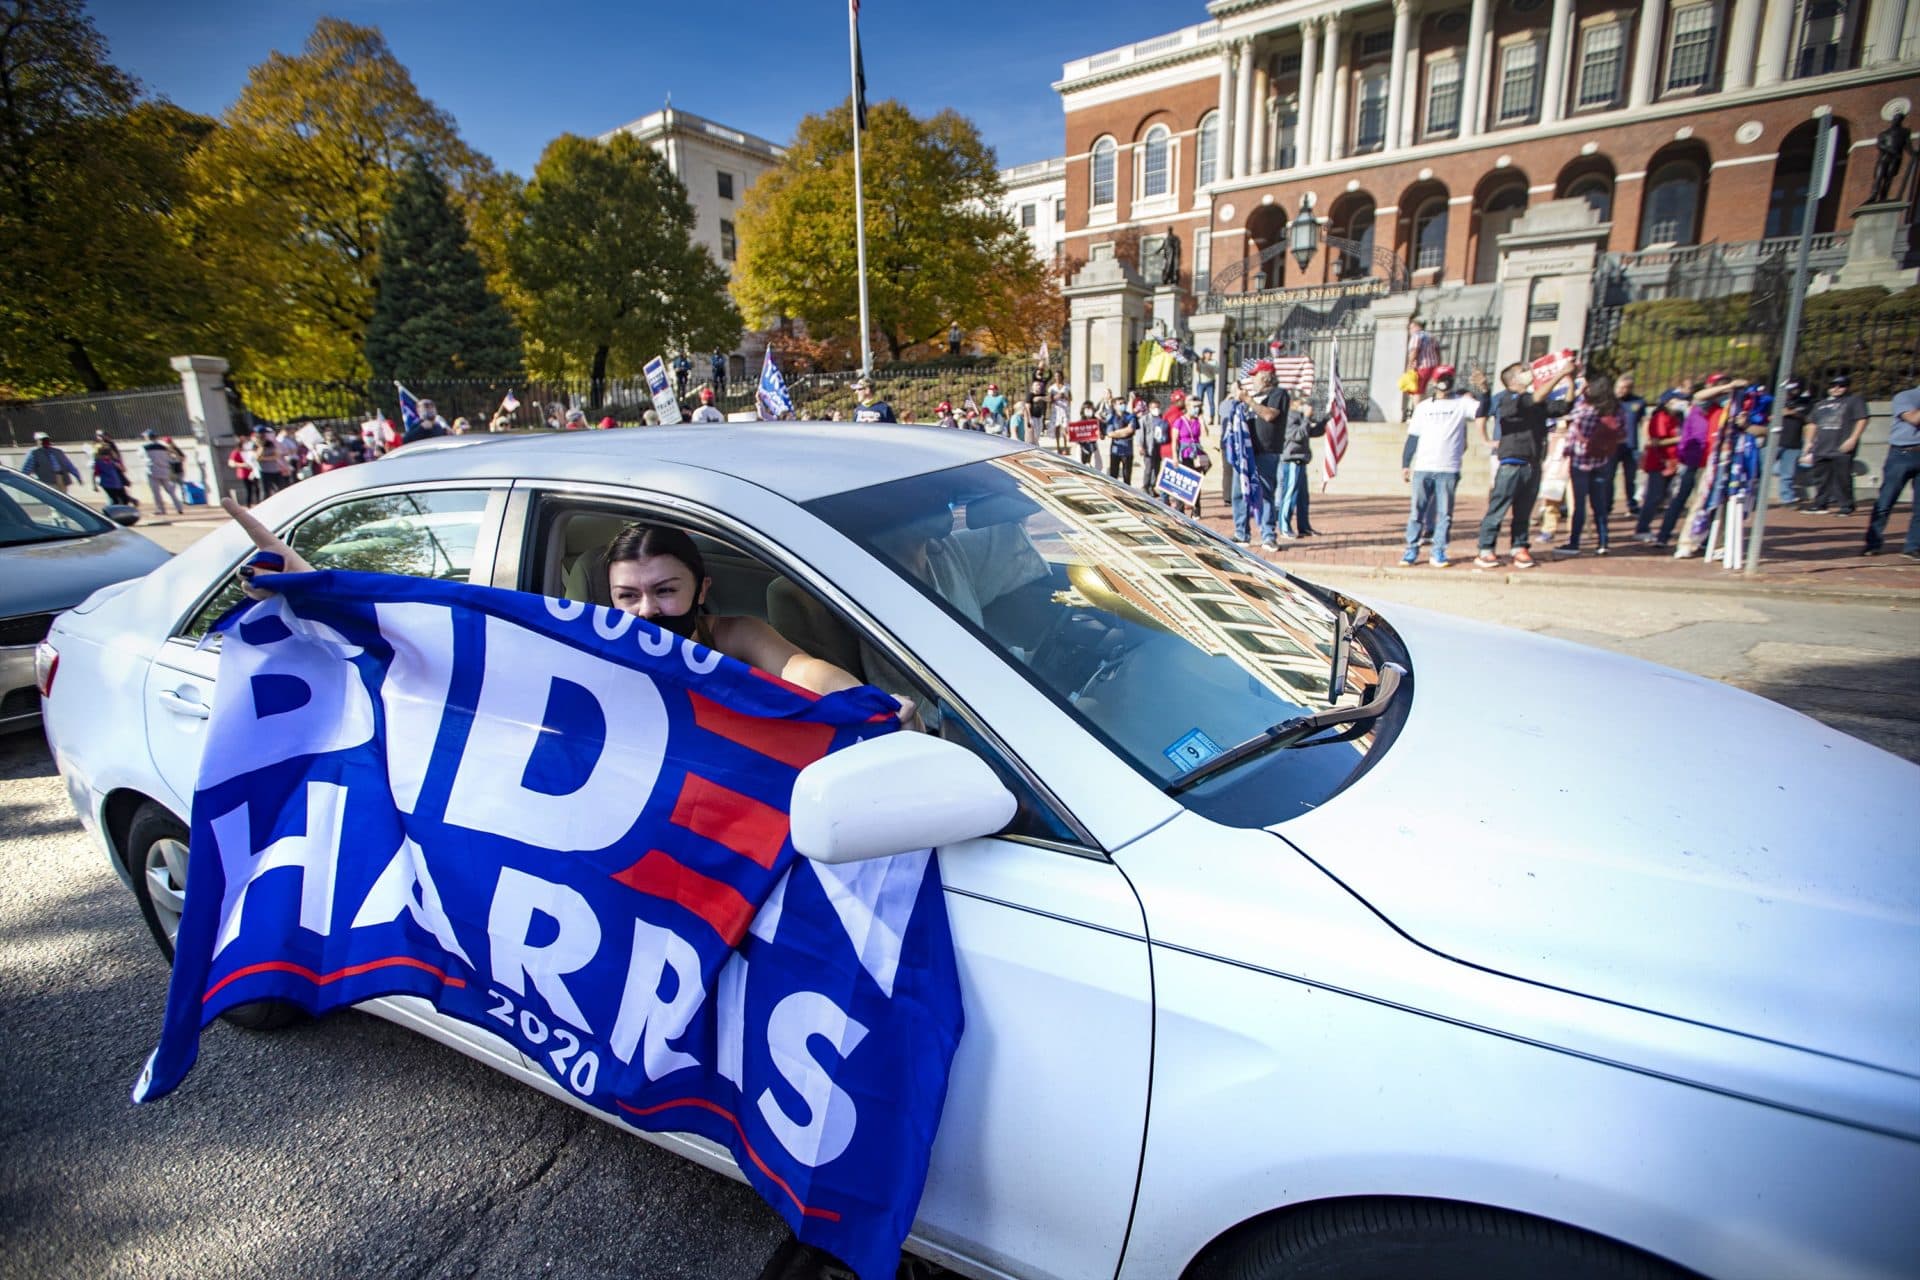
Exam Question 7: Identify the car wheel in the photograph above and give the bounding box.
[125,803,306,1032]
[1212,1199,1697,1280]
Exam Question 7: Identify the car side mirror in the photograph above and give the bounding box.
[102,504,140,527]
[791,732,1016,864]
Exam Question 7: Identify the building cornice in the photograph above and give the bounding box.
[1055,43,1220,96]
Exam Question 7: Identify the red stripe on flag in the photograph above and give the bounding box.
[611,849,757,944]
[205,955,466,1002]
[688,690,833,771]
[618,1096,843,1221]
[670,774,789,870]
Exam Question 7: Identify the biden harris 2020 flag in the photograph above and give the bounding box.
[134,571,964,1280]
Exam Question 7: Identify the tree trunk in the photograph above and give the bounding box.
[62,336,108,392]
[885,331,904,363]
[590,345,609,410]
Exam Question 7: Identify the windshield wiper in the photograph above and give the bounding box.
[1167,662,1407,795]
[1327,604,1372,706]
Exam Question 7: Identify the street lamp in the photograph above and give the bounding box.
[1289,195,1319,273]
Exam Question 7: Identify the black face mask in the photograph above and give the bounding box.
[650,607,700,639]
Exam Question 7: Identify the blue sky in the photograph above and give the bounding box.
[86,0,1182,175]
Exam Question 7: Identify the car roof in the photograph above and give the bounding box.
[374,423,1027,501]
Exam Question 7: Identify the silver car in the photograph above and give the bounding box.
[0,465,170,732]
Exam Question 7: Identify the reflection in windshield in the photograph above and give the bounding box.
[810,452,1383,821]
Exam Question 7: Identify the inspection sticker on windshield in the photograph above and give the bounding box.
[1164,728,1226,773]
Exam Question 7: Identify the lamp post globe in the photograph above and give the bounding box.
[1289,195,1319,273]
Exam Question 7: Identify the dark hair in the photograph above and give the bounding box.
[1500,362,1528,385]
[605,523,706,586]
[1584,382,1620,417]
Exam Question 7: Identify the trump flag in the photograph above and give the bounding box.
[134,571,964,1280]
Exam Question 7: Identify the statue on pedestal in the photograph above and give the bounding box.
[1158,227,1181,286]
[1869,112,1910,204]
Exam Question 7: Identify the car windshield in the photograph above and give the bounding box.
[808,452,1392,826]
[0,469,114,546]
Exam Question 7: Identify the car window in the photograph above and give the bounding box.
[180,489,492,640]
[0,470,113,545]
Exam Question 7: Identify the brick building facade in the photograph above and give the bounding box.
[1054,0,1919,298]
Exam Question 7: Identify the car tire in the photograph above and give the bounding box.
[125,803,306,1032]
[1211,1199,1697,1280]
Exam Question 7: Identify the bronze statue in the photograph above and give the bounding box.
[1869,112,1910,204]
[1159,227,1181,286]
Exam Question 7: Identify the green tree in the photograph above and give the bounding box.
[507,133,740,393]
[0,0,217,394]
[365,154,522,385]
[733,101,1047,363]
[186,18,493,381]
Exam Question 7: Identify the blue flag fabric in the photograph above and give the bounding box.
[135,572,963,1280]
[394,382,422,432]
[1220,397,1265,529]
[757,348,795,421]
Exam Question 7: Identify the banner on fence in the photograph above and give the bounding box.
[644,356,684,425]
[133,571,963,1280]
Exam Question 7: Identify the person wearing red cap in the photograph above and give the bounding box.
[980,382,1007,427]
[691,385,724,423]
[935,399,958,430]
[598,416,618,430]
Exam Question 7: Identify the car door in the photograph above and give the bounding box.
[500,480,1155,1280]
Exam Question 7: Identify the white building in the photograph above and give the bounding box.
[999,156,1070,267]
[598,107,786,385]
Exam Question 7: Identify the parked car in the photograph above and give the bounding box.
[1,465,169,733]
[38,427,1920,1280]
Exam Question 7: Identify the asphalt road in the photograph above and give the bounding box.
[3,563,1914,1280]
[0,732,796,1280]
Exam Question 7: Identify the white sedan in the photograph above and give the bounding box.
[37,426,1920,1280]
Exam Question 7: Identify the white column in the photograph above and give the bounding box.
[1386,0,1417,151]
[1250,46,1271,173]
[1215,40,1237,187]
[1460,0,1492,136]
[1320,11,1345,163]
[1629,0,1668,107]
[1865,0,1911,63]
[1754,0,1794,84]
[1401,44,1422,142]
[1232,37,1256,179]
[1905,0,1920,60]
[1541,0,1575,122]
[1723,0,1763,87]
[1299,19,1321,167]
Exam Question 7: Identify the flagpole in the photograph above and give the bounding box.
[849,1,873,379]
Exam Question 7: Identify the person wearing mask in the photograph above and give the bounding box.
[1138,395,1168,496]
[1559,379,1627,557]
[1612,374,1646,518]
[1400,367,1481,568]
[1102,392,1137,484]
[1473,360,1575,569]
[1632,388,1688,541]
[935,400,958,430]
[851,378,896,424]
[1863,382,1920,558]
[1276,401,1322,539]
[1006,397,1028,444]
[1650,374,1743,546]
[1047,373,1072,446]
[274,425,306,480]
[402,400,450,446]
[1801,373,1871,516]
[980,382,1008,426]
[691,387,725,423]
[140,429,187,514]
[22,433,82,493]
[229,431,258,505]
[1162,391,1204,516]
[92,438,134,506]
[1771,377,1813,505]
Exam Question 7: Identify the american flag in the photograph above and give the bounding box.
[1322,347,1349,486]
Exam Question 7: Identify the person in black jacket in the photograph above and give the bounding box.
[1243,361,1291,548]
[1473,360,1573,569]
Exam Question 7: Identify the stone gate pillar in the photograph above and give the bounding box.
[1370,293,1420,423]
[172,355,234,504]
[1064,248,1152,401]
[1493,200,1612,369]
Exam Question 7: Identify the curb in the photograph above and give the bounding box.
[1273,560,1920,606]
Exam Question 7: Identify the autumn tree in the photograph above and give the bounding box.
[186,18,492,381]
[364,155,522,384]
[733,102,1048,364]
[0,0,217,394]
[506,133,740,395]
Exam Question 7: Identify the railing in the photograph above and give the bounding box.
[1061,20,1220,82]
[1229,317,1378,418]
[0,385,191,447]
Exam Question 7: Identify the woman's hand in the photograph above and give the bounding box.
[222,496,311,599]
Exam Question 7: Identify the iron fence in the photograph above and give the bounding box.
[0,386,191,447]
[1230,316,1378,417]
[1584,311,1920,398]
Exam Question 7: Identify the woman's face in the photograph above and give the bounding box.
[608,553,708,630]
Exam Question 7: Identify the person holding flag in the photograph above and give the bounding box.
[756,348,795,421]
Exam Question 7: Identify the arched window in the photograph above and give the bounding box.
[1566,174,1613,221]
[1639,161,1702,246]
[1766,119,1849,238]
[1141,125,1171,199]
[1196,113,1220,188]
[1474,182,1528,284]
[1413,197,1449,272]
[1091,137,1116,208]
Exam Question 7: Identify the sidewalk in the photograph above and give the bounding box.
[1185,481,1920,598]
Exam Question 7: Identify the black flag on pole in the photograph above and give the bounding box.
[851,0,867,129]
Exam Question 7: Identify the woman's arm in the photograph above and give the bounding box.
[712,615,912,720]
